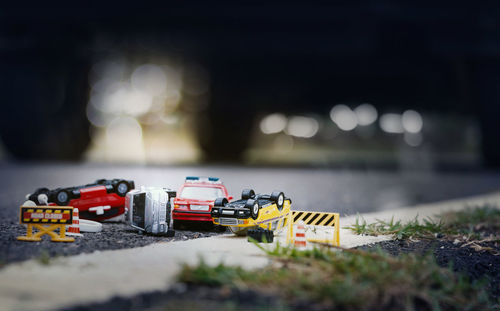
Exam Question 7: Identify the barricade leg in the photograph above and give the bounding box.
[286,212,293,244]
[17,224,42,242]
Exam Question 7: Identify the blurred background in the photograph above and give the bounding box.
[0,2,499,170]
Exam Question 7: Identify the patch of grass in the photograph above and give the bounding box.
[443,204,500,233]
[345,215,446,239]
[179,244,495,310]
[36,249,51,265]
[345,205,500,240]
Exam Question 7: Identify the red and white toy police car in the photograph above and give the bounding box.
[26,179,135,222]
[173,176,232,226]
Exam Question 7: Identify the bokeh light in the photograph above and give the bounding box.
[131,64,168,96]
[379,113,404,133]
[259,113,287,134]
[330,105,358,131]
[105,116,145,162]
[285,116,319,138]
[402,110,423,133]
[354,103,378,126]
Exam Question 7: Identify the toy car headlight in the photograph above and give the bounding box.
[211,208,219,215]
[238,210,246,216]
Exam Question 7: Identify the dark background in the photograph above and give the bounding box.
[1,2,500,167]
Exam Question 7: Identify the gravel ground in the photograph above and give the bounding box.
[0,221,225,265]
[62,285,287,311]
[360,239,500,300]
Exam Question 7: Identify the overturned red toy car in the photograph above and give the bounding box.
[173,176,232,226]
[26,179,135,221]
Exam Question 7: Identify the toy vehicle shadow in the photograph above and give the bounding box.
[174,220,226,233]
[123,227,176,237]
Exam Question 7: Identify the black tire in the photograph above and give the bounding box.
[165,229,175,237]
[214,197,228,207]
[248,228,274,243]
[271,191,285,210]
[241,189,255,200]
[245,199,260,220]
[115,181,130,197]
[55,189,70,206]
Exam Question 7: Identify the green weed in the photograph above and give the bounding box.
[179,244,494,310]
[37,249,51,265]
[345,205,500,240]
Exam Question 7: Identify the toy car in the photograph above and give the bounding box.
[172,176,232,227]
[26,179,135,221]
[125,186,176,236]
[211,189,291,236]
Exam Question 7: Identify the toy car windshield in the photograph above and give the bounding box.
[179,186,224,200]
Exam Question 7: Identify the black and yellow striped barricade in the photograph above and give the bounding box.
[17,206,75,242]
[285,210,340,246]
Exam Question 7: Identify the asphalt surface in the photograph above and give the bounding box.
[2,162,500,265]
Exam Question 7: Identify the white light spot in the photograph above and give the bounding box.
[404,132,423,146]
[86,104,113,127]
[329,105,357,131]
[285,116,319,138]
[260,113,287,134]
[106,117,143,143]
[131,64,168,96]
[402,110,423,133]
[379,113,404,133]
[121,90,153,117]
[106,117,145,161]
[354,103,378,126]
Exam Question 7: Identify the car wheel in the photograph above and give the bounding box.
[247,228,274,243]
[55,190,70,206]
[271,191,285,210]
[245,199,259,220]
[30,188,49,204]
[241,189,255,200]
[214,197,228,207]
[115,181,130,197]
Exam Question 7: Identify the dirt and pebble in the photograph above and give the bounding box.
[62,284,287,311]
[0,220,225,266]
[360,238,500,300]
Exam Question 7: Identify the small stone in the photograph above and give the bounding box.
[453,239,460,245]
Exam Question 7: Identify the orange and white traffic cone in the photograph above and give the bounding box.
[66,208,83,237]
[294,220,307,249]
